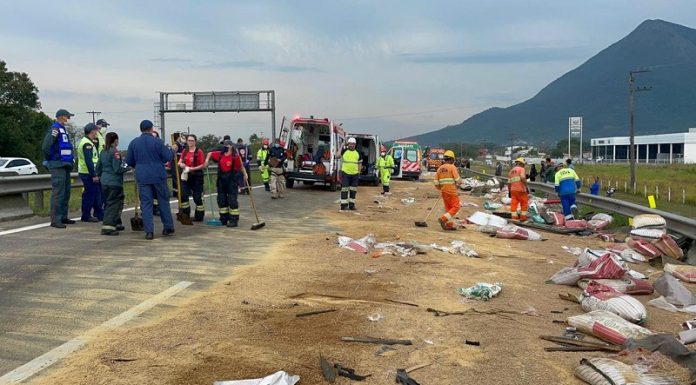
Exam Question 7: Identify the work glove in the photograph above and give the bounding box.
[184,166,190,173]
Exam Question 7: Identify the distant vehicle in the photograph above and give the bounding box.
[348,132,381,186]
[595,157,604,163]
[0,157,38,175]
[388,141,422,180]
[485,159,493,166]
[426,148,445,171]
[278,115,346,191]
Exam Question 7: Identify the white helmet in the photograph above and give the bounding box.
[347,137,356,144]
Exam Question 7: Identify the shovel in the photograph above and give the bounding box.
[130,177,144,231]
[171,135,193,225]
[204,167,222,226]
[415,198,439,227]
[242,168,265,230]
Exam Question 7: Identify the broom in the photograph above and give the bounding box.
[414,198,439,227]
[204,167,222,226]
[242,168,265,230]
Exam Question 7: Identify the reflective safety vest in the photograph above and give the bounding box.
[433,163,460,193]
[49,122,74,163]
[257,148,269,164]
[377,155,394,170]
[555,167,581,195]
[78,136,100,174]
[508,166,527,192]
[341,149,360,175]
[96,130,105,151]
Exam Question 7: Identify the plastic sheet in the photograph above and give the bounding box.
[449,241,479,258]
[467,211,508,228]
[457,282,502,301]
[214,371,300,385]
[338,234,375,254]
[654,273,696,306]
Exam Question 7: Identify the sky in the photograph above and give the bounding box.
[2,0,696,146]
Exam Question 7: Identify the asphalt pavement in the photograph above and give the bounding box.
[0,185,338,376]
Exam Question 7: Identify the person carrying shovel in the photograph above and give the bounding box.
[433,150,462,231]
[205,139,244,227]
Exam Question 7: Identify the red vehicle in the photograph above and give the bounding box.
[279,115,347,190]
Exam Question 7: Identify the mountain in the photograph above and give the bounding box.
[408,19,696,147]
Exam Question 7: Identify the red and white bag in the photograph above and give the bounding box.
[580,281,647,324]
[495,224,542,241]
[577,277,654,295]
[626,238,662,259]
[664,263,696,283]
[565,219,588,229]
[567,310,653,345]
[653,234,684,260]
[550,212,565,226]
[587,213,613,231]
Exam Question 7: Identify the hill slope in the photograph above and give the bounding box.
[410,19,696,146]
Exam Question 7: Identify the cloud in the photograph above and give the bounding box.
[39,90,145,105]
[149,57,192,63]
[196,60,265,69]
[271,65,324,73]
[398,46,592,64]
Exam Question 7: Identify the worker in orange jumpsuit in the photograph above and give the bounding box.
[508,157,529,221]
[434,150,461,231]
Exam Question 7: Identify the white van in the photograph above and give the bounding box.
[347,133,381,186]
[279,115,347,191]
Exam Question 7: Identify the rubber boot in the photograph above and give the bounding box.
[227,215,239,228]
[264,182,270,191]
[194,209,204,222]
[349,203,356,210]
[340,204,348,211]
[438,216,448,230]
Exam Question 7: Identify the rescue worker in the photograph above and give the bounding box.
[544,157,556,184]
[554,163,582,220]
[95,118,109,151]
[508,158,529,221]
[170,133,187,197]
[77,123,103,222]
[43,109,76,228]
[97,132,129,235]
[178,134,206,221]
[206,140,243,227]
[340,137,362,210]
[495,161,503,176]
[236,137,253,194]
[257,138,271,191]
[125,120,175,240]
[433,150,461,230]
[264,139,287,199]
[376,145,394,194]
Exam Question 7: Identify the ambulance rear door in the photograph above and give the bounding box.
[390,146,404,178]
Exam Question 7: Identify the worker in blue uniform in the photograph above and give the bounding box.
[125,120,175,240]
[42,109,76,228]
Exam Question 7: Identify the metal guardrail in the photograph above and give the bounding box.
[0,165,257,196]
[459,168,696,240]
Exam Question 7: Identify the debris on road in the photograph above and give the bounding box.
[467,211,507,228]
[367,313,385,322]
[213,371,300,385]
[495,224,542,241]
[665,263,696,283]
[337,234,375,254]
[449,240,479,257]
[457,282,503,301]
[566,310,653,345]
[574,357,676,385]
[295,309,337,318]
[579,281,647,324]
[396,368,421,385]
[401,197,416,205]
[341,336,413,345]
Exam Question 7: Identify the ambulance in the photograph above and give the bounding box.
[388,141,422,180]
[347,132,381,186]
[278,115,346,191]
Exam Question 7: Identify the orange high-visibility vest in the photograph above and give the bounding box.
[433,163,461,194]
[508,166,527,192]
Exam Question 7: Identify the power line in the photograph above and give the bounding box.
[85,111,101,124]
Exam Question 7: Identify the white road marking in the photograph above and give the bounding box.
[0,281,194,385]
[0,186,263,237]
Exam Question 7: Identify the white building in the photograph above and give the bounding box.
[590,128,696,164]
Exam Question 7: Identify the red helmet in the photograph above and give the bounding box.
[380,145,387,152]
[262,138,270,146]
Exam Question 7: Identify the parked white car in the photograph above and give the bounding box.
[0,157,39,175]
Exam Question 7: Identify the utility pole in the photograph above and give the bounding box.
[628,70,652,188]
[509,133,515,167]
[86,111,101,124]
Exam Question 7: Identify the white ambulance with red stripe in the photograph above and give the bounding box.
[388,141,422,180]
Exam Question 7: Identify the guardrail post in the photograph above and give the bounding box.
[668,187,671,202]
[33,191,44,211]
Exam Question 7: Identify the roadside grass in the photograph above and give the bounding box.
[466,162,696,218]
[28,172,263,217]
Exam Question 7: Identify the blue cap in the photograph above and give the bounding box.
[55,109,74,118]
[140,120,154,131]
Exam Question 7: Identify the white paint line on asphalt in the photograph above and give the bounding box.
[0,186,263,237]
[0,281,193,385]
